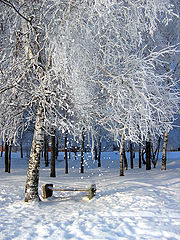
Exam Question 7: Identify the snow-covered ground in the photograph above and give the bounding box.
[0,151,180,240]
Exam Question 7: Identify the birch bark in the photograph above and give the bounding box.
[24,104,44,202]
[162,130,168,171]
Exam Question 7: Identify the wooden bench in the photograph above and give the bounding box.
[42,184,96,200]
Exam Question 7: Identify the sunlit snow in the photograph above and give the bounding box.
[0,151,180,240]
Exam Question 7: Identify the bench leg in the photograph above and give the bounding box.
[88,184,96,200]
[42,184,53,199]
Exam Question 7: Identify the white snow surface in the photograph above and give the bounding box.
[0,151,180,240]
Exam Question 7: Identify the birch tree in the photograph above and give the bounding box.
[0,0,80,201]
[0,0,108,201]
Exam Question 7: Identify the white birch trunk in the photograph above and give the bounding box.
[25,104,44,202]
[162,130,168,171]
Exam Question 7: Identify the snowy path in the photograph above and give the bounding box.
[0,152,180,240]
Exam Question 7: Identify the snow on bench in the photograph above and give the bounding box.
[42,184,96,200]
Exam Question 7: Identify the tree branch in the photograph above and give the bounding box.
[0,0,32,25]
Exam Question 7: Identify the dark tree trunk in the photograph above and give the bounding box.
[25,104,44,202]
[1,141,3,157]
[50,133,56,177]
[20,141,23,158]
[8,143,12,173]
[75,149,77,160]
[120,135,125,176]
[139,143,142,168]
[162,131,168,171]
[152,137,161,168]
[41,148,43,158]
[44,135,49,167]
[81,128,85,173]
[46,136,49,166]
[156,137,161,166]
[146,141,151,170]
[122,142,128,170]
[142,149,146,164]
[44,135,47,163]
[94,145,98,160]
[130,140,133,169]
[56,137,59,159]
[5,141,8,172]
[98,127,101,167]
[65,130,68,174]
